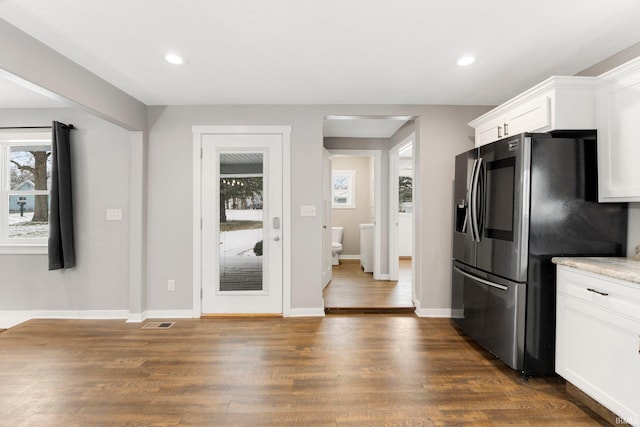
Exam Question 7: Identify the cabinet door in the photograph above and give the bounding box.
[556,296,640,425]
[556,267,640,425]
[597,69,640,202]
[475,118,503,147]
[504,96,551,136]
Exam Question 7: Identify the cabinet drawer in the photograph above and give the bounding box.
[557,266,640,322]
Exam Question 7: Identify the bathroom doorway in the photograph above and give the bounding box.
[321,115,415,312]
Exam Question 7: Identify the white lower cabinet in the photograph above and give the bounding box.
[556,266,640,426]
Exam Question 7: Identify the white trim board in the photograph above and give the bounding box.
[0,309,130,329]
[414,307,453,318]
[192,126,292,317]
[389,133,415,282]
[288,308,325,317]
[1,309,204,328]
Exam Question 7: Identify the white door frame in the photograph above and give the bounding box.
[322,148,332,289]
[328,149,382,280]
[389,133,415,281]
[192,126,291,317]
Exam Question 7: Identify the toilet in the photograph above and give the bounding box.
[331,226,344,266]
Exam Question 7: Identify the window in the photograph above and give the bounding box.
[332,170,356,209]
[0,131,52,253]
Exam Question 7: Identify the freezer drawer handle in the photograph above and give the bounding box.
[454,266,508,291]
[586,288,609,297]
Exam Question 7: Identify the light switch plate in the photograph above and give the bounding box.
[300,205,316,217]
[106,208,123,221]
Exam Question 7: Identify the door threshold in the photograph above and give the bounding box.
[324,307,415,315]
[201,313,283,318]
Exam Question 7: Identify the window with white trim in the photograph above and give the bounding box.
[0,131,52,252]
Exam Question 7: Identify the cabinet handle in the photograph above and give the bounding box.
[504,123,509,136]
[497,126,502,138]
[587,288,609,296]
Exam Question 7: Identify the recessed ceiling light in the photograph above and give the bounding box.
[165,53,184,65]
[457,55,476,66]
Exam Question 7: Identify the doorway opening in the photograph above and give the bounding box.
[321,115,415,313]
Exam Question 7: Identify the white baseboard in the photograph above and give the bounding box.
[339,255,360,260]
[126,313,145,323]
[1,309,198,328]
[0,309,130,329]
[414,307,452,318]
[141,310,196,320]
[0,316,30,329]
[374,274,390,280]
[287,307,325,317]
[1,307,330,326]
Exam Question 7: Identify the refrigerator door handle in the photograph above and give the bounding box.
[454,266,508,291]
[469,158,482,242]
[476,158,485,238]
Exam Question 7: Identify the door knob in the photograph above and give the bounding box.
[273,236,280,241]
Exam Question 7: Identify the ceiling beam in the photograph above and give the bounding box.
[0,19,147,131]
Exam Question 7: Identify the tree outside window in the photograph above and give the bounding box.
[1,132,52,247]
[399,176,412,213]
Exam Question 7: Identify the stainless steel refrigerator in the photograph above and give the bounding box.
[451,132,627,377]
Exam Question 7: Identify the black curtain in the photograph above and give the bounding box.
[48,121,76,270]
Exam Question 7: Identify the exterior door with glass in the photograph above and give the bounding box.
[201,134,283,314]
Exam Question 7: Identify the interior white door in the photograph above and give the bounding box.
[201,134,283,314]
[322,148,332,288]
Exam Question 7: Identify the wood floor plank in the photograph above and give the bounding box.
[0,317,609,426]
[323,259,413,308]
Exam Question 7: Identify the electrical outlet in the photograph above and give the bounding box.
[168,279,175,291]
[106,208,123,221]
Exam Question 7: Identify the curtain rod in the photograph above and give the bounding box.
[0,124,75,130]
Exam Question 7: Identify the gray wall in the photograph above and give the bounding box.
[146,105,489,314]
[331,156,371,256]
[0,108,132,311]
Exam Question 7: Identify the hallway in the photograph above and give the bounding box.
[323,259,413,312]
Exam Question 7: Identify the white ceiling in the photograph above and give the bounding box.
[2,0,640,109]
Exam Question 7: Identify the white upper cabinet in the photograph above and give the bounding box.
[469,76,599,147]
[596,57,640,202]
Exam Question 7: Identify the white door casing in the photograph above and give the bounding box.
[388,134,414,281]
[322,148,332,288]
[192,126,291,316]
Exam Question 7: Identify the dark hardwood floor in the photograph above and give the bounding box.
[323,259,413,311]
[0,317,607,426]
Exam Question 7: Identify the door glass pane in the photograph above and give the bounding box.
[219,153,264,291]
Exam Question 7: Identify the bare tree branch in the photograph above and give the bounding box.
[9,160,35,174]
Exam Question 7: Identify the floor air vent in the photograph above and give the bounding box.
[142,322,175,329]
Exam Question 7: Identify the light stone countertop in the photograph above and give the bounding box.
[552,257,640,285]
